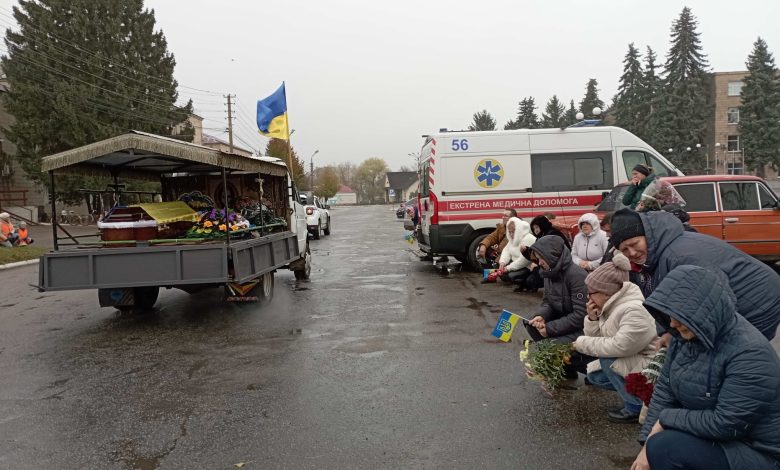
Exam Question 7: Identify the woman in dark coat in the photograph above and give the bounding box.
[632,265,780,470]
[525,235,593,377]
[524,215,572,291]
[622,164,656,210]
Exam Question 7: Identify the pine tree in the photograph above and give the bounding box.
[613,44,645,135]
[541,95,566,128]
[503,118,518,130]
[639,46,662,142]
[514,97,539,129]
[468,109,497,131]
[579,79,605,119]
[2,0,193,202]
[266,139,305,187]
[653,7,711,172]
[739,37,780,177]
[563,100,579,126]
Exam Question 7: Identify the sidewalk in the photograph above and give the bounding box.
[28,223,100,250]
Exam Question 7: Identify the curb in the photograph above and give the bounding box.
[0,259,39,270]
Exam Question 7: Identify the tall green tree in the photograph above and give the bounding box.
[468,109,497,131]
[541,95,566,128]
[653,7,711,172]
[563,99,579,127]
[508,97,539,129]
[613,44,645,135]
[353,158,389,204]
[2,0,194,202]
[739,37,780,177]
[638,46,662,141]
[266,139,305,187]
[579,79,605,119]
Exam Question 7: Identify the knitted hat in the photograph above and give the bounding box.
[0,212,9,220]
[632,164,651,176]
[610,208,644,249]
[585,252,631,295]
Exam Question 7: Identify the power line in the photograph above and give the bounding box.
[0,6,226,97]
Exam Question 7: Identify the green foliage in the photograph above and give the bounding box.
[541,95,566,128]
[315,166,340,200]
[520,339,574,391]
[265,139,305,186]
[468,109,497,131]
[651,7,711,172]
[2,0,194,203]
[506,97,539,130]
[354,158,389,204]
[579,79,605,118]
[563,100,579,127]
[613,44,645,135]
[739,37,780,177]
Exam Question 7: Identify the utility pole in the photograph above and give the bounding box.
[309,150,319,193]
[225,94,235,153]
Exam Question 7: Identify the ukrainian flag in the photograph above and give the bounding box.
[256,82,289,140]
[491,309,520,342]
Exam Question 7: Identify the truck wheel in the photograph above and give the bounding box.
[133,286,159,310]
[258,272,274,303]
[294,243,312,280]
[466,234,489,272]
[323,217,331,235]
[313,222,322,240]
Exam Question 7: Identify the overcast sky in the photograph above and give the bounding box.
[3,0,780,172]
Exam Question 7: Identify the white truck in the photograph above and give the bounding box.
[415,125,682,271]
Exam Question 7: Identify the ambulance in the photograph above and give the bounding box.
[415,125,682,270]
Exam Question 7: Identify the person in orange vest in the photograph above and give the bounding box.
[0,212,15,247]
[16,221,32,246]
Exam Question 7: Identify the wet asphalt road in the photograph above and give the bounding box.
[1,205,645,469]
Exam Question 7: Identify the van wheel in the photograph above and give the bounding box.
[466,234,489,272]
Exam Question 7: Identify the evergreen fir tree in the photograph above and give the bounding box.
[503,119,518,130]
[639,46,662,143]
[266,139,305,186]
[2,0,194,201]
[468,109,497,131]
[541,95,566,128]
[563,100,579,126]
[579,79,605,119]
[739,37,780,177]
[613,44,645,135]
[653,7,711,172]
[514,97,539,129]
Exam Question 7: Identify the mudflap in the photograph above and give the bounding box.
[98,287,135,308]
[225,280,261,303]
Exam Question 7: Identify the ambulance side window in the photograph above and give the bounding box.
[531,151,613,192]
[421,161,430,197]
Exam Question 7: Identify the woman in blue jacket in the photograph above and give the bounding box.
[631,266,780,470]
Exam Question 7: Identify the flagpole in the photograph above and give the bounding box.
[283,82,294,174]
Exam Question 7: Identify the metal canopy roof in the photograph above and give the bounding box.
[40,130,288,178]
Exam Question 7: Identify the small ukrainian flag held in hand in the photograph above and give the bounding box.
[256,82,289,140]
[491,309,520,342]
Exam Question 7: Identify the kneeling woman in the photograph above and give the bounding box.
[573,252,657,423]
[632,265,780,470]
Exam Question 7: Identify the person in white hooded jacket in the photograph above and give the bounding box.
[497,217,537,289]
[571,212,609,272]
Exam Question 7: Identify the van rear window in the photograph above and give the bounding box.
[531,151,613,192]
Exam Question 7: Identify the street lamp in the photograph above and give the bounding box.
[714,142,721,174]
[309,150,319,192]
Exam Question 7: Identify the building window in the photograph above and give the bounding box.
[727,107,739,124]
[727,162,743,175]
[727,135,741,152]
[727,81,744,96]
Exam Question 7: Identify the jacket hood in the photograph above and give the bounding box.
[529,234,571,277]
[639,210,685,269]
[530,215,554,237]
[577,213,601,236]
[643,265,738,350]
[505,217,531,246]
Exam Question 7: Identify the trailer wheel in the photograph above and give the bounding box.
[258,272,274,303]
[294,243,312,280]
[133,287,159,310]
[466,233,489,272]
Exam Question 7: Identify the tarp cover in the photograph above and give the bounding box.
[131,201,198,224]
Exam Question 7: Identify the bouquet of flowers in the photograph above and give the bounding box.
[624,347,668,406]
[187,208,249,238]
[520,339,574,391]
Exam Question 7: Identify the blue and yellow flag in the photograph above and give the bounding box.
[491,309,521,342]
[256,82,289,140]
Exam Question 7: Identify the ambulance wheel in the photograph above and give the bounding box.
[466,234,489,272]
